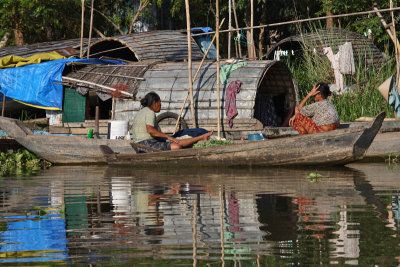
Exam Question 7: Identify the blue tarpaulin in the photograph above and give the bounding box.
[191,27,217,60]
[0,58,124,110]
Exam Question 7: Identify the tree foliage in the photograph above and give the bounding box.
[0,0,82,45]
[0,0,398,51]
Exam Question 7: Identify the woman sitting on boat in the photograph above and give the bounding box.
[132,92,213,152]
[289,82,340,135]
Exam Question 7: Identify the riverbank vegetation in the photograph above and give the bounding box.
[0,149,51,177]
[281,25,396,122]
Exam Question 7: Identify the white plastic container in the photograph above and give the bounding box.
[107,120,129,140]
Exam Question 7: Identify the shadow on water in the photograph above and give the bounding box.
[1,164,400,265]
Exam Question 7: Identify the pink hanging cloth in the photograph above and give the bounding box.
[225,80,243,127]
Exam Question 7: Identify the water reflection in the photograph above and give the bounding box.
[0,164,400,265]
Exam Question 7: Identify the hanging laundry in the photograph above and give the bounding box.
[225,80,243,127]
[323,47,344,94]
[220,62,247,84]
[339,42,356,75]
[389,84,400,118]
[323,42,356,94]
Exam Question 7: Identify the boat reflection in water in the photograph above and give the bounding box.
[1,164,400,265]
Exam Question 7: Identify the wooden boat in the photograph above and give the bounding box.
[0,116,134,164]
[99,112,386,167]
[264,120,400,162]
[0,112,387,166]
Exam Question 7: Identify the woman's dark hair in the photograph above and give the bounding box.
[140,91,161,107]
[316,82,331,98]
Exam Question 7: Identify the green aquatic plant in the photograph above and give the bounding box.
[193,139,233,148]
[0,149,51,177]
[307,171,325,183]
[387,152,400,170]
[387,152,400,164]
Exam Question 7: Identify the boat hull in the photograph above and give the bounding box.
[105,127,376,167]
[0,112,385,166]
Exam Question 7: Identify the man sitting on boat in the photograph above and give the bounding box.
[132,92,213,152]
[289,83,340,134]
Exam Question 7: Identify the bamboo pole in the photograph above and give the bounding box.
[216,0,221,139]
[62,77,134,97]
[250,0,255,59]
[1,95,5,117]
[390,0,400,94]
[111,98,116,120]
[87,0,95,59]
[228,0,232,59]
[191,7,400,38]
[219,187,225,266]
[232,0,242,58]
[374,5,400,53]
[192,197,198,267]
[94,105,99,139]
[86,5,124,35]
[80,0,85,58]
[173,19,226,134]
[185,0,197,128]
[75,70,145,80]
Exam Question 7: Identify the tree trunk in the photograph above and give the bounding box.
[14,25,24,46]
[46,27,54,41]
[0,33,10,48]
[326,10,334,28]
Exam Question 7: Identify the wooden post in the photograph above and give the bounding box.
[258,27,265,58]
[184,0,196,128]
[111,98,116,120]
[216,0,221,139]
[232,0,242,58]
[94,105,99,138]
[173,18,226,134]
[1,95,5,117]
[228,0,232,59]
[87,0,95,59]
[80,0,85,58]
[250,0,255,59]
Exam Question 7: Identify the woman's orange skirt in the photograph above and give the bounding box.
[293,113,339,135]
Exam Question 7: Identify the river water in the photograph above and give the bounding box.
[1,163,400,265]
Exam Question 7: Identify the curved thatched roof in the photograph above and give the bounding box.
[0,38,96,58]
[62,60,298,133]
[266,28,383,65]
[82,30,204,62]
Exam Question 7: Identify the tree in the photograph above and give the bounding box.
[0,0,82,46]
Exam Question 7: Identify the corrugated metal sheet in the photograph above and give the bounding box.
[83,30,204,62]
[62,60,298,135]
[266,28,383,65]
[0,38,96,58]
